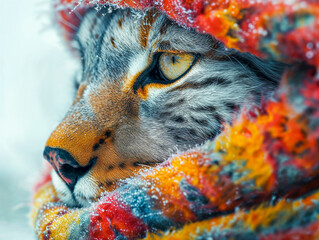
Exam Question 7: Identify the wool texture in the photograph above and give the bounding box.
[32,0,319,239]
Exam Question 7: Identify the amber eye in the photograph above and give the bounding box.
[159,53,198,81]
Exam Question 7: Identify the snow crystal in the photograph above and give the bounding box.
[306,51,314,59]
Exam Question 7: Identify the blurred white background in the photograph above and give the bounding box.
[0,0,77,238]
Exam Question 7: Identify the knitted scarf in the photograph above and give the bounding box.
[31,1,319,239]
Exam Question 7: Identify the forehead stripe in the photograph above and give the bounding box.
[139,9,159,48]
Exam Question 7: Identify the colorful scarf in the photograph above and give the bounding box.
[31,0,319,239]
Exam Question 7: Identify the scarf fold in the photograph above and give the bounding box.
[32,1,319,239]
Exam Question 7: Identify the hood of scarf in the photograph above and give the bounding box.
[55,0,319,65]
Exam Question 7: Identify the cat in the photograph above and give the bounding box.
[43,8,284,207]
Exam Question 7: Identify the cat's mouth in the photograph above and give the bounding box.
[51,170,104,207]
[51,163,150,207]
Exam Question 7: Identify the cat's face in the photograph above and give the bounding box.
[44,8,282,207]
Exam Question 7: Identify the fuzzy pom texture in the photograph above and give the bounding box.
[32,0,319,239]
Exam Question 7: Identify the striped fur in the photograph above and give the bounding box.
[46,8,284,207]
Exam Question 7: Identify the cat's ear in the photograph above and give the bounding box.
[231,51,287,86]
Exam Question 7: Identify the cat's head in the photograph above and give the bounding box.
[44,8,284,207]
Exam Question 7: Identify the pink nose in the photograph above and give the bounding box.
[43,147,96,191]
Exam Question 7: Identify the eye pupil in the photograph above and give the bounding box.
[171,56,177,64]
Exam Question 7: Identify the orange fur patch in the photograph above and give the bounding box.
[118,18,123,29]
[110,37,116,48]
[138,9,159,48]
